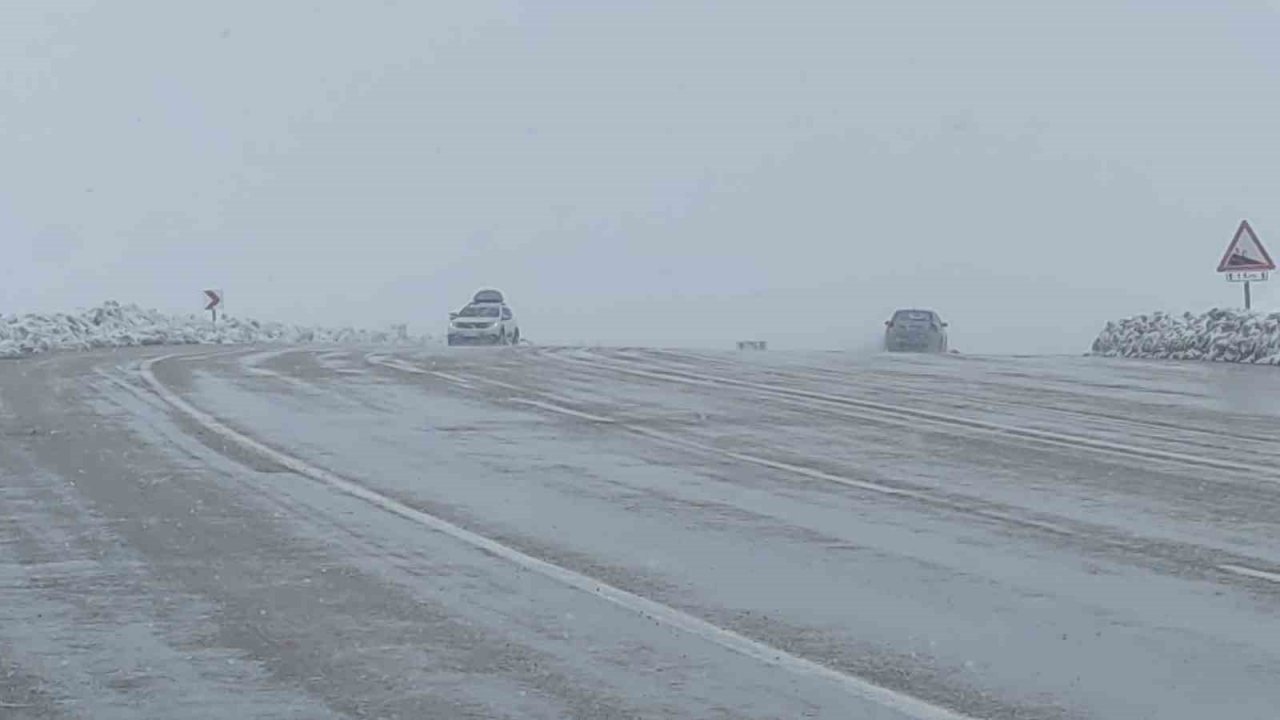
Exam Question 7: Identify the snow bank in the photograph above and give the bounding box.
[1090,308,1280,364]
[0,301,426,359]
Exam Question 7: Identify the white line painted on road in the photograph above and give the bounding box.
[140,354,979,720]
[163,349,246,364]
[366,355,428,374]
[510,398,616,424]
[204,349,322,393]
[444,373,527,393]
[1220,564,1280,584]
[366,354,475,387]
[242,366,316,391]
[240,349,296,365]
[632,425,916,499]
[429,371,474,387]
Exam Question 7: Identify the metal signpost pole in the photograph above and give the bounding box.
[204,289,223,325]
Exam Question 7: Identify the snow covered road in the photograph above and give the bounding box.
[2,346,1279,718]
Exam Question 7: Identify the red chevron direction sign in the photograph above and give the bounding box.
[204,289,222,311]
[1217,220,1275,273]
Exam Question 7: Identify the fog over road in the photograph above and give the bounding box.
[2,346,1279,719]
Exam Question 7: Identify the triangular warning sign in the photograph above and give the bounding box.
[1217,220,1276,272]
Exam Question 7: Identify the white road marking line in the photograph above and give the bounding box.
[366,355,428,374]
[139,354,978,720]
[366,354,474,387]
[240,349,296,365]
[510,398,615,424]
[386,361,427,375]
[444,373,526,392]
[1220,564,1280,584]
[167,349,246,364]
[234,351,320,392]
[429,371,473,387]
[630,425,915,499]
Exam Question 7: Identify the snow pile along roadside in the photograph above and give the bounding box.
[1090,308,1280,364]
[0,301,425,359]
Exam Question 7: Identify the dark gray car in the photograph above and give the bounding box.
[884,309,948,353]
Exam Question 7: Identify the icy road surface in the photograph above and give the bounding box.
[2,346,1280,719]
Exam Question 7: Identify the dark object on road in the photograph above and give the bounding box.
[884,309,948,353]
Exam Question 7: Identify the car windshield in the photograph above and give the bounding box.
[894,311,934,322]
[459,305,499,318]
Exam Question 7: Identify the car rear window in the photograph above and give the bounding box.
[894,311,933,321]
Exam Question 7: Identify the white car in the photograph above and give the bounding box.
[447,290,521,346]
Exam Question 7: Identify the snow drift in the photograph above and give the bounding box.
[0,301,424,359]
[1091,308,1280,364]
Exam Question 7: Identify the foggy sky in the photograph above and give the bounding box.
[5,1,1280,353]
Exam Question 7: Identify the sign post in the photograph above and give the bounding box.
[204,289,223,324]
[1217,220,1275,310]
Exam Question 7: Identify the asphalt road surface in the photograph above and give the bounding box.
[3,345,1279,719]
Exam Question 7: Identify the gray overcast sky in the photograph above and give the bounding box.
[4,1,1280,352]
